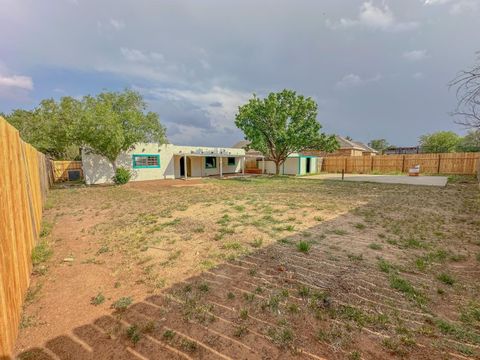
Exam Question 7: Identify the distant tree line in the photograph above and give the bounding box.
[1,90,167,167]
[368,130,480,154]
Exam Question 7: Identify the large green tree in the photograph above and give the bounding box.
[368,139,389,154]
[418,131,461,153]
[456,130,480,152]
[235,89,338,174]
[5,97,81,159]
[78,90,167,170]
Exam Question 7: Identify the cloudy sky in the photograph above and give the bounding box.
[0,0,479,146]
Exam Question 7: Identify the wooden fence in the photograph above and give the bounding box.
[322,152,480,175]
[53,160,83,182]
[0,117,52,358]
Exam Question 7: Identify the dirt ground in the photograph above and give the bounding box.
[14,176,480,359]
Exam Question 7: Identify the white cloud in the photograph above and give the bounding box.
[326,2,418,32]
[0,74,33,90]
[109,18,125,31]
[423,0,453,4]
[403,49,428,62]
[336,73,381,89]
[450,1,478,14]
[97,18,125,33]
[120,48,165,63]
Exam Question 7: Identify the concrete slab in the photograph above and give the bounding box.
[302,174,448,187]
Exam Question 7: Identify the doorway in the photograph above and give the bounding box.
[179,157,192,177]
[305,157,311,174]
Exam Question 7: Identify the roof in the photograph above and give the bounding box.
[232,140,250,149]
[336,136,378,153]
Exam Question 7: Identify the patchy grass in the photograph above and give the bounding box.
[31,241,53,266]
[296,241,311,253]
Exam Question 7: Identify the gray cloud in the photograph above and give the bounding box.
[0,0,478,146]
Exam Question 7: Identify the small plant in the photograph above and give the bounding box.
[348,350,361,360]
[181,339,197,352]
[354,223,366,230]
[96,245,109,255]
[90,292,105,306]
[332,229,348,236]
[297,241,311,253]
[437,273,455,286]
[314,216,324,221]
[227,291,235,300]
[126,324,141,345]
[378,258,395,273]
[162,329,175,340]
[243,292,255,302]
[31,241,53,265]
[239,308,249,320]
[111,296,133,311]
[368,243,382,250]
[252,238,263,248]
[113,167,132,185]
[288,303,300,313]
[298,286,310,298]
[233,325,248,337]
[347,253,363,262]
[389,275,426,305]
[198,282,210,292]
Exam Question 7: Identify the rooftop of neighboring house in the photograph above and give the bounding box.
[336,136,378,154]
[232,140,263,156]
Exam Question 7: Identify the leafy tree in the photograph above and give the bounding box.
[235,89,338,174]
[456,130,480,152]
[78,90,167,170]
[418,131,461,153]
[368,139,389,153]
[5,97,81,159]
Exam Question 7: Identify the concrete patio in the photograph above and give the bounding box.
[302,173,448,187]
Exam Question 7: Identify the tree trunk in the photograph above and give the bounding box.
[111,160,117,173]
[275,161,281,175]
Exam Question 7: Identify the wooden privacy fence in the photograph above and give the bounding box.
[322,152,480,175]
[0,117,52,358]
[53,160,83,182]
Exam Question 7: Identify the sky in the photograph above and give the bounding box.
[0,0,479,147]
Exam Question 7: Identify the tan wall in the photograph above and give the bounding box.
[0,117,51,358]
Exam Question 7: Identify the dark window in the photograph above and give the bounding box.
[227,157,236,166]
[132,155,160,168]
[205,156,216,169]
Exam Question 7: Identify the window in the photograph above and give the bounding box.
[205,156,216,169]
[227,157,236,166]
[132,154,160,168]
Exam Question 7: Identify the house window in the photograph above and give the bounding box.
[205,156,216,169]
[227,157,236,166]
[132,154,160,168]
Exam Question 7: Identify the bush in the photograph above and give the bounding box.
[113,167,132,185]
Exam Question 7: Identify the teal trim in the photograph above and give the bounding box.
[132,154,160,169]
[297,155,317,175]
[205,156,217,169]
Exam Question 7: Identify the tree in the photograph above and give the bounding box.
[368,139,389,154]
[456,130,480,152]
[418,131,461,153]
[450,53,480,130]
[78,90,167,170]
[5,97,81,159]
[235,89,338,174]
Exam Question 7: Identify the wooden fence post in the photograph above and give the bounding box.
[437,154,441,174]
[402,155,406,173]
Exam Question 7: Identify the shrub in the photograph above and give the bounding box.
[111,296,133,310]
[297,241,311,253]
[113,167,132,185]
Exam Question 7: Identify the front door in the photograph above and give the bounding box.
[179,157,191,177]
[306,157,311,173]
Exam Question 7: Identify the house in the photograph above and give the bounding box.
[82,143,246,185]
[304,136,378,157]
[232,140,321,175]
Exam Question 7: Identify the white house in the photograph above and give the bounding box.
[82,143,247,185]
[82,143,321,185]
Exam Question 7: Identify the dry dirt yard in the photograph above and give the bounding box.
[15,176,480,360]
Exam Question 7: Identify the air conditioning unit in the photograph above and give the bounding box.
[67,170,82,181]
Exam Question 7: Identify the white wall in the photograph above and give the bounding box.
[82,143,245,184]
[263,156,320,175]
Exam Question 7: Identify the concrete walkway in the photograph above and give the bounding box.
[303,173,448,187]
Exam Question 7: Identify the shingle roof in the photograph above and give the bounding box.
[335,136,378,153]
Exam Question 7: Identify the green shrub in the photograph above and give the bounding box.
[32,241,53,265]
[113,167,132,185]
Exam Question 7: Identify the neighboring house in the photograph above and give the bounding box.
[384,146,420,155]
[232,140,321,175]
[82,143,245,185]
[305,136,378,157]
